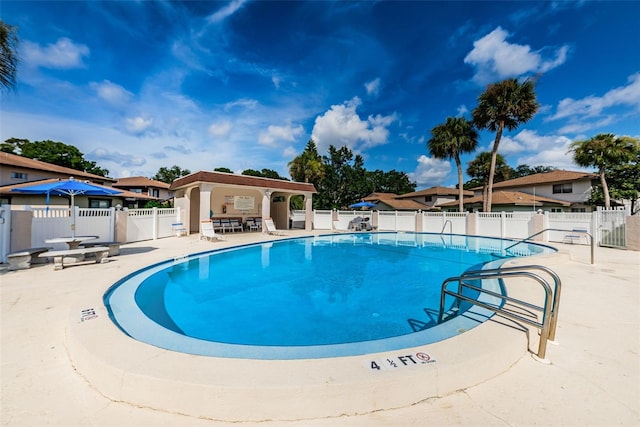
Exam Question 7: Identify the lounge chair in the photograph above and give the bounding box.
[200,220,225,241]
[264,218,286,236]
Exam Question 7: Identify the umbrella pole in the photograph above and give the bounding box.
[71,194,76,238]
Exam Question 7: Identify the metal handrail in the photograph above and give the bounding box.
[440,220,452,234]
[438,266,558,362]
[460,265,561,341]
[504,228,594,264]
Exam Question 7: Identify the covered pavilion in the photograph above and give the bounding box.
[169,171,316,234]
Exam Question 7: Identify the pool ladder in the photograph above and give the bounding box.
[437,265,561,363]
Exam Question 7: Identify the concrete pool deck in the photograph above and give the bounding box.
[1,231,638,426]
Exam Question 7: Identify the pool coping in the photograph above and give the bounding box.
[67,248,562,422]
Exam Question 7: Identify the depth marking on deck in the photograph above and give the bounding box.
[365,351,437,372]
[80,308,98,322]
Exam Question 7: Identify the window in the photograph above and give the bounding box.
[131,188,142,194]
[571,208,586,212]
[424,196,433,202]
[11,172,27,180]
[151,189,160,197]
[550,208,563,213]
[89,199,112,208]
[552,183,572,194]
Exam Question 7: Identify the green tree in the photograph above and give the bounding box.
[0,20,19,90]
[472,78,539,211]
[570,134,640,209]
[512,164,555,178]
[2,138,109,176]
[288,139,324,184]
[367,169,416,195]
[428,117,479,211]
[605,149,640,214]
[316,145,366,209]
[242,168,288,180]
[213,167,233,173]
[466,152,511,209]
[152,165,191,184]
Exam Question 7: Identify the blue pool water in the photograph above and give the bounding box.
[105,233,555,359]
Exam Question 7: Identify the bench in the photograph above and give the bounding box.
[80,241,122,256]
[38,247,110,270]
[7,247,52,270]
[563,228,589,244]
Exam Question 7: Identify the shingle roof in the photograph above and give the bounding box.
[113,176,170,189]
[0,152,116,183]
[0,178,157,200]
[438,190,570,207]
[170,170,316,193]
[396,186,473,198]
[362,192,398,201]
[377,199,438,210]
[472,170,597,191]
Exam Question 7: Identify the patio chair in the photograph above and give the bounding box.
[264,218,286,236]
[200,220,225,242]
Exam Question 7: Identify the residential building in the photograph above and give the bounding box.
[471,170,597,212]
[395,186,473,210]
[113,176,172,208]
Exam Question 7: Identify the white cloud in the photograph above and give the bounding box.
[88,148,147,168]
[464,27,568,85]
[22,37,90,69]
[207,0,248,23]
[258,123,304,146]
[272,75,281,89]
[125,116,153,134]
[364,78,381,97]
[90,80,133,106]
[549,73,640,122]
[407,155,452,188]
[456,105,469,116]
[311,97,397,153]
[208,121,232,138]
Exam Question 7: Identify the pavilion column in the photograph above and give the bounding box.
[304,194,313,231]
[261,190,271,229]
[199,183,215,223]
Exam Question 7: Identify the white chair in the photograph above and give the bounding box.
[200,221,225,241]
[264,218,285,236]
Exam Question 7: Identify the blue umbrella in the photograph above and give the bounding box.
[12,177,122,237]
[349,201,377,209]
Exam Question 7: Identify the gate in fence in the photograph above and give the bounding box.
[598,208,627,249]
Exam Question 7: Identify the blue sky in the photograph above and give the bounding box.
[1,1,639,189]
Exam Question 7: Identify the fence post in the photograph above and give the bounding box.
[500,211,506,238]
[108,207,116,241]
[153,207,158,240]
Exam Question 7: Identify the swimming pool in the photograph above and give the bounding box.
[105,232,555,359]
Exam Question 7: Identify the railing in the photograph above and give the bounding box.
[504,228,594,264]
[438,265,561,363]
[440,220,452,234]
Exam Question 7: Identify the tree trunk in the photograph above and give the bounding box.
[486,121,504,212]
[600,166,611,209]
[455,156,464,212]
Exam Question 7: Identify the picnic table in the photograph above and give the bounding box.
[44,236,98,250]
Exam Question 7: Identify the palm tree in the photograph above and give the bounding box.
[570,134,640,208]
[428,117,478,212]
[0,20,19,90]
[467,152,511,210]
[288,139,324,184]
[472,78,539,211]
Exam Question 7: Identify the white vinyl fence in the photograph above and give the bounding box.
[422,212,467,234]
[31,207,115,250]
[377,211,416,231]
[125,207,179,242]
[0,206,11,263]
